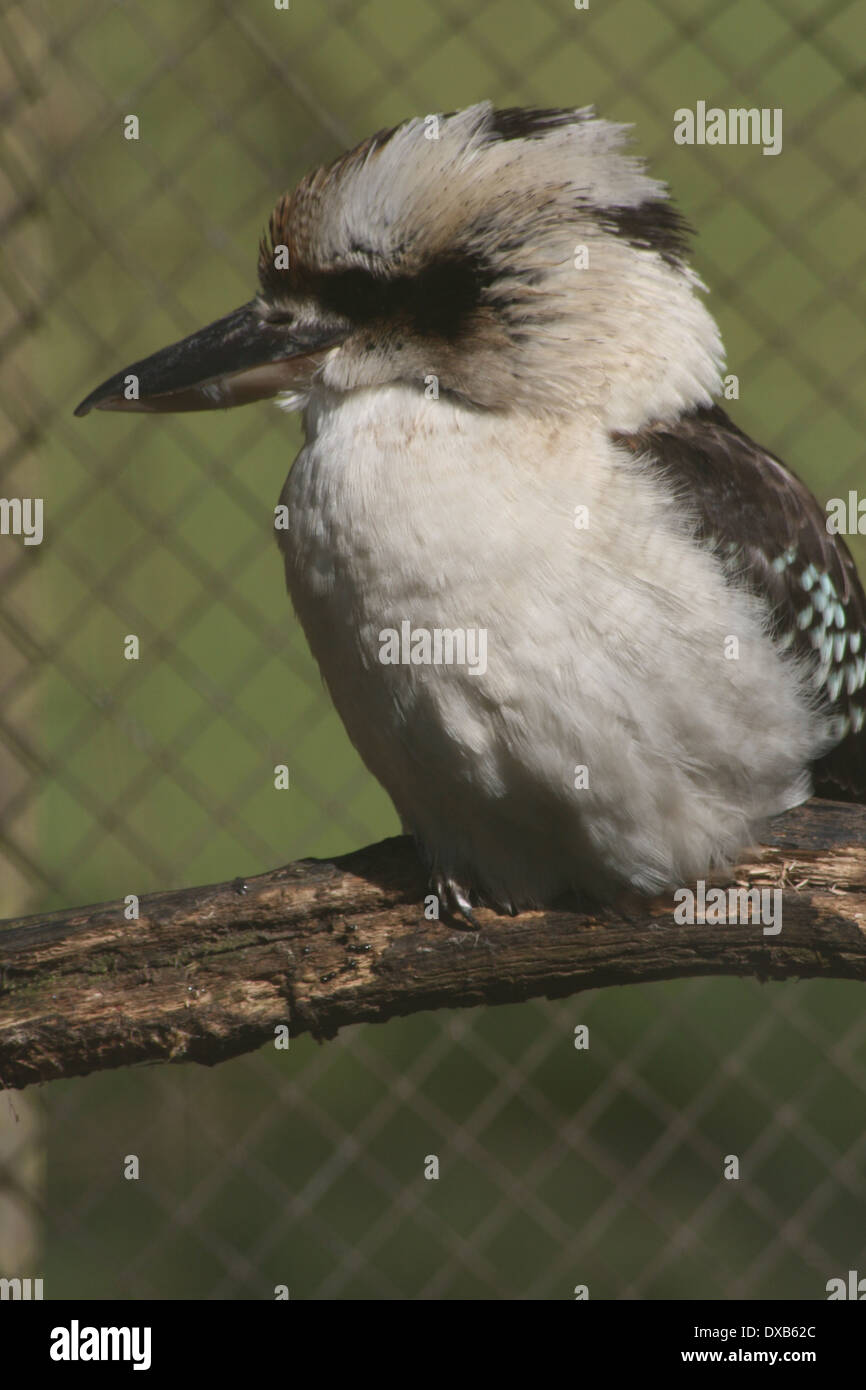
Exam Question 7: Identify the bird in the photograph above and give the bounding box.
[76,101,866,917]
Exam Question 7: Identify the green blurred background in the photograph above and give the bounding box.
[2,0,865,1298]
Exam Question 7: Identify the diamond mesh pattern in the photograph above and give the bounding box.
[1,0,865,1299]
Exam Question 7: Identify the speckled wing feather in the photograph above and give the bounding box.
[615,404,866,803]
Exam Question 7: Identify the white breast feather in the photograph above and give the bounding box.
[282,384,827,907]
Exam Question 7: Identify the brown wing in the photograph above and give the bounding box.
[614,404,866,803]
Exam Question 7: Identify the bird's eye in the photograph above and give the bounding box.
[265,309,295,326]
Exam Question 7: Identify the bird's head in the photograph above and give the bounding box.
[75,102,724,430]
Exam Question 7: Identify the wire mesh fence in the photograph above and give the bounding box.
[2,0,865,1298]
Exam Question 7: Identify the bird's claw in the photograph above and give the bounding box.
[430,871,477,925]
[429,872,518,923]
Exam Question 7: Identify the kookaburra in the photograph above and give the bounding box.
[76,102,866,915]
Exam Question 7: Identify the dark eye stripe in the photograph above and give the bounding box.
[261,255,492,340]
[313,256,492,339]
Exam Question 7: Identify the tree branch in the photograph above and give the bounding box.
[1,799,865,1091]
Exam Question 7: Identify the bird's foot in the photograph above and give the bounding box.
[429,871,518,925]
[430,870,477,925]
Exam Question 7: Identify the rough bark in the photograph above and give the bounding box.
[1,800,864,1091]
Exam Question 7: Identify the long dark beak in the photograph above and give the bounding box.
[74,301,344,417]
